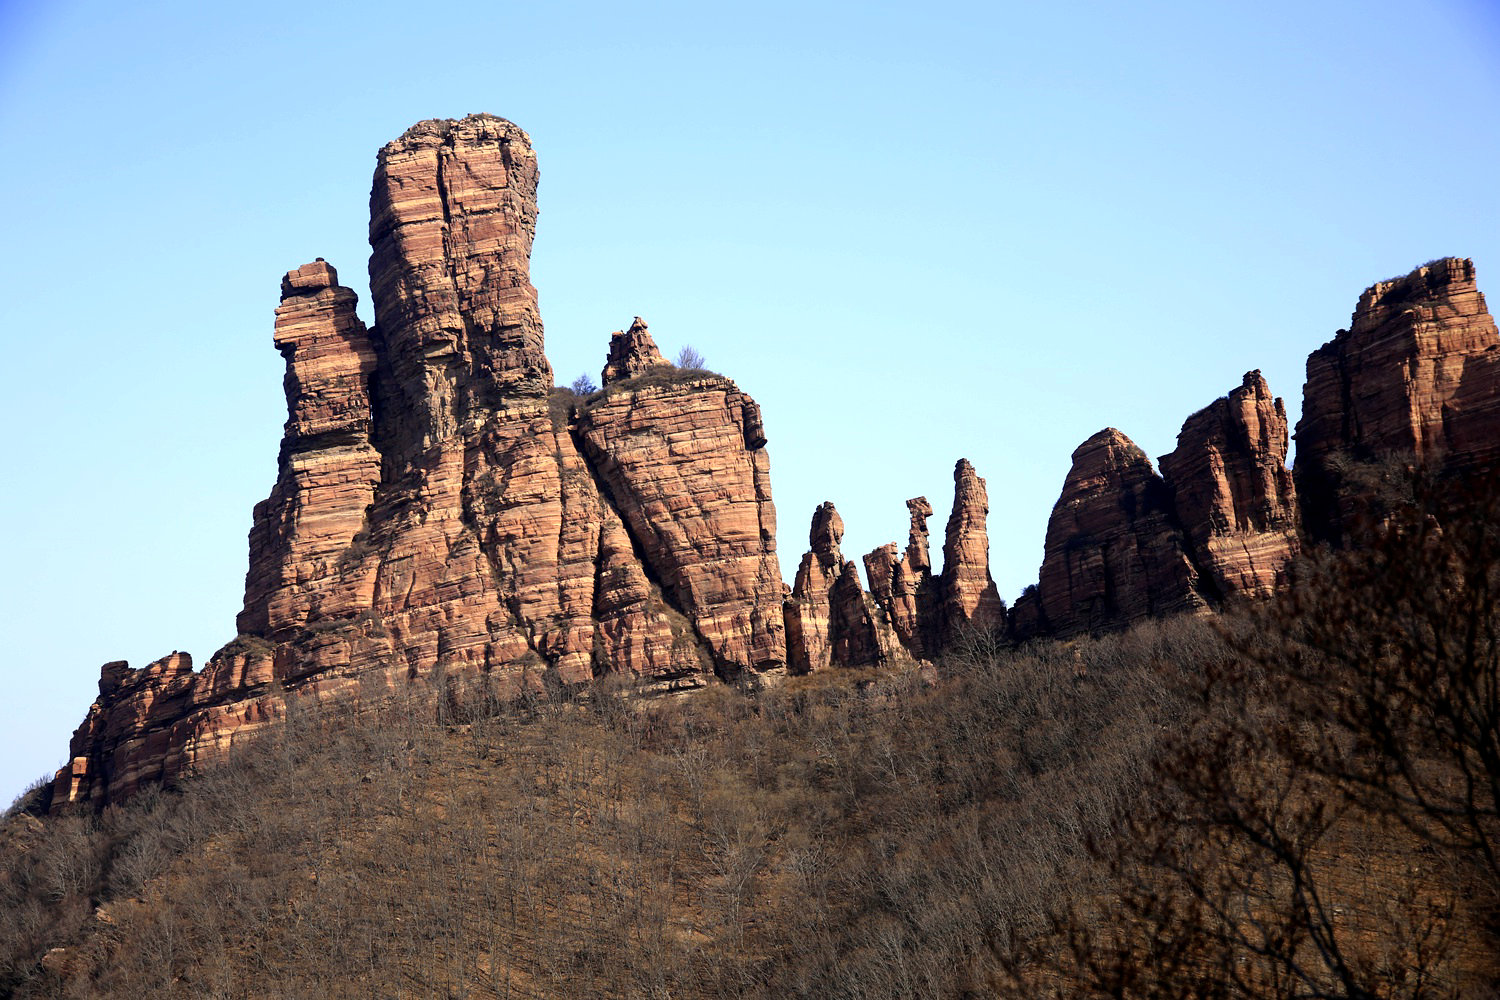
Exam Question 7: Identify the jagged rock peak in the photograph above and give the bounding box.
[368,108,550,424]
[1160,372,1298,599]
[863,495,940,659]
[602,316,672,385]
[809,501,844,557]
[239,260,380,637]
[905,497,933,573]
[940,459,1004,639]
[1037,429,1206,637]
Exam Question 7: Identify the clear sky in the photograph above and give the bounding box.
[2,0,1497,803]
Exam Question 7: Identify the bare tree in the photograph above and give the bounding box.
[675,345,706,370]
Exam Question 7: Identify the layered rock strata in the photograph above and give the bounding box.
[54,115,783,810]
[574,374,785,674]
[239,260,381,636]
[939,460,1005,640]
[1296,257,1500,542]
[1037,430,1207,637]
[1159,371,1299,598]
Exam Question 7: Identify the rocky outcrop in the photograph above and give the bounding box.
[1037,430,1207,637]
[939,460,1004,640]
[601,317,672,386]
[1296,257,1500,542]
[239,260,382,637]
[784,503,844,673]
[575,375,785,674]
[53,115,784,810]
[863,497,939,658]
[784,503,899,672]
[1159,371,1299,598]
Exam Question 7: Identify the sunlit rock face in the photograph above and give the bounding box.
[54,115,785,810]
[1296,257,1500,544]
[1159,371,1299,599]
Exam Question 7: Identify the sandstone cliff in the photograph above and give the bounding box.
[1296,257,1500,543]
[54,115,783,809]
[1159,371,1299,598]
[49,110,1500,810]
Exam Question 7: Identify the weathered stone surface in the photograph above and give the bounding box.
[1159,371,1299,598]
[576,374,785,675]
[1037,430,1207,637]
[863,497,939,658]
[1296,257,1500,542]
[54,115,779,810]
[239,261,381,637]
[785,503,900,672]
[784,502,844,674]
[601,317,672,386]
[939,460,1004,640]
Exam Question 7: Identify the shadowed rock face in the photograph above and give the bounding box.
[1037,430,1207,637]
[1159,371,1299,598]
[1296,257,1500,543]
[54,115,782,809]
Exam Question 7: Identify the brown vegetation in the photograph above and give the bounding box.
[6,473,1498,997]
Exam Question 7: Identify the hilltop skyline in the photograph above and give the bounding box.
[2,0,1498,800]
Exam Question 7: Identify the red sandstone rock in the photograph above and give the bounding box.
[575,373,786,674]
[785,503,900,672]
[784,503,844,673]
[601,317,673,386]
[939,460,1004,641]
[863,497,939,658]
[1037,430,1207,637]
[1159,371,1299,598]
[53,115,781,809]
[1296,257,1500,542]
[239,261,381,637]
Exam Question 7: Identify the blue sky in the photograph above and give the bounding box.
[2,0,1497,802]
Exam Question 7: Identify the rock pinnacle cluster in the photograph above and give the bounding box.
[47,115,1500,811]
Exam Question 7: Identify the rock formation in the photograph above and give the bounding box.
[601,317,673,386]
[784,504,896,672]
[239,260,381,637]
[1159,371,1299,598]
[784,503,845,673]
[1036,430,1207,637]
[863,497,940,658]
[575,374,785,674]
[48,106,1500,810]
[939,460,1005,640]
[1296,257,1500,542]
[53,115,783,810]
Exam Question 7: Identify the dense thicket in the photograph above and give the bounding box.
[2,621,1201,998]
